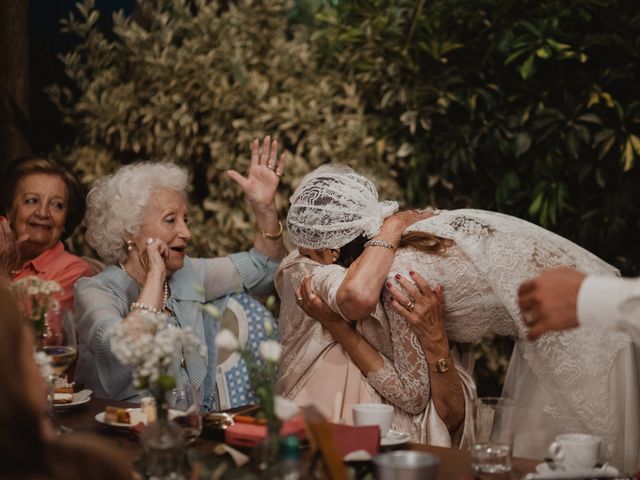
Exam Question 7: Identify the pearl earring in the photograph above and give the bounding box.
[126,240,133,252]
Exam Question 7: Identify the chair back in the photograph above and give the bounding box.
[215,292,277,410]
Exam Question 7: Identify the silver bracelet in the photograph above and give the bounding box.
[130,302,163,316]
[363,239,396,251]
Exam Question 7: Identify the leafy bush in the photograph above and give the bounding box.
[308,0,640,392]
[51,0,640,395]
[49,0,402,258]
[311,0,640,275]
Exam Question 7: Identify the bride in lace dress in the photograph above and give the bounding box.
[282,164,639,470]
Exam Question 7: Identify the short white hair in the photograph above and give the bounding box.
[84,162,189,264]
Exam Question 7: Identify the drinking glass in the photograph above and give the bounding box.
[43,308,77,434]
[167,383,203,445]
[470,397,517,474]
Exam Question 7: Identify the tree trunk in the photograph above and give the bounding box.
[0,0,31,171]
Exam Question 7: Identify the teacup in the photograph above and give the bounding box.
[548,433,601,470]
[353,403,394,437]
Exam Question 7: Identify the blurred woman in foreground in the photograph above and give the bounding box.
[0,287,133,480]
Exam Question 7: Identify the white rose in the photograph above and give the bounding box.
[215,328,239,351]
[259,339,281,363]
[274,395,299,421]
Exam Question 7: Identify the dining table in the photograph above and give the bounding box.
[58,397,540,479]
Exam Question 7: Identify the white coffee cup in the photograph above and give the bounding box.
[548,433,601,470]
[353,403,394,437]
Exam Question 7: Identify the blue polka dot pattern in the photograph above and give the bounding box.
[221,293,277,408]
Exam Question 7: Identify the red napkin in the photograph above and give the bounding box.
[225,415,307,448]
[328,423,380,457]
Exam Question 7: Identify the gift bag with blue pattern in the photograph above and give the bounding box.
[215,292,277,410]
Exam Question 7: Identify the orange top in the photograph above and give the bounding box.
[12,241,93,312]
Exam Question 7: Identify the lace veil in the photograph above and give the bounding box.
[287,164,399,249]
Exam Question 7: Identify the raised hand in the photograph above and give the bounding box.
[227,136,286,211]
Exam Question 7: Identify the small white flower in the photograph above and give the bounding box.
[274,395,299,421]
[215,329,239,351]
[34,350,52,379]
[259,340,281,363]
[27,286,39,296]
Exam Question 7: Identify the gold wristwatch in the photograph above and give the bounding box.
[430,355,451,374]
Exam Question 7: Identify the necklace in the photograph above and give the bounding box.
[119,263,169,311]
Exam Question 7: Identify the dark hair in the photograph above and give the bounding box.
[0,156,86,239]
[0,288,47,475]
[336,231,451,268]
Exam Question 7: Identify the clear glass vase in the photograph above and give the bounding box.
[254,419,282,475]
[140,395,185,480]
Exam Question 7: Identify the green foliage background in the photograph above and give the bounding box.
[50,0,640,394]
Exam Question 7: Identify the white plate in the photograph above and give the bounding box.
[532,462,619,478]
[54,389,92,411]
[95,407,181,429]
[381,430,410,447]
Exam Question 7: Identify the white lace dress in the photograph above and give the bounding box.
[390,209,639,470]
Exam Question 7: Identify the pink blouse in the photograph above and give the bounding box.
[12,241,93,312]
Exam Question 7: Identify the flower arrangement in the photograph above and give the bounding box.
[108,310,205,408]
[11,276,62,338]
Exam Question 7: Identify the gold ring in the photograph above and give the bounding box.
[406,300,415,312]
[146,237,155,245]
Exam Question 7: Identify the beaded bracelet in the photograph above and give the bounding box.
[131,302,163,316]
[255,220,283,240]
[363,239,396,251]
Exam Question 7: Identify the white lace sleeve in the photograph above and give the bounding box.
[365,297,432,414]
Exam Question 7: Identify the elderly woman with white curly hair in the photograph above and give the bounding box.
[74,137,286,407]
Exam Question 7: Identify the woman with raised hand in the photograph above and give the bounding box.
[74,137,286,408]
[0,156,93,309]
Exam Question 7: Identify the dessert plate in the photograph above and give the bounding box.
[54,389,92,411]
[95,408,181,429]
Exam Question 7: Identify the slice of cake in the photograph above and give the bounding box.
[104,406,131,424]
[53,392,74,404]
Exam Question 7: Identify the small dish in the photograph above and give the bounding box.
[54,389,92,411]
[380,430,410,447]
[95,407,180,429]
[534,461,619,476]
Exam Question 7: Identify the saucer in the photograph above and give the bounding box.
[54,389,92,411]
[534,462,619,477]
[381,430,410,447]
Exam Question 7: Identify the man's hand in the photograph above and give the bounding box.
[518,267,586,341]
